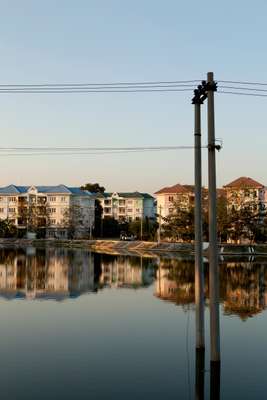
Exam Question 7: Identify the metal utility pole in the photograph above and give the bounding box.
[157,205,162,244]
[192,88,205,350]
[206,71,220,364]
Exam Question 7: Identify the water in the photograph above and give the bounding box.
[0,246,266,399]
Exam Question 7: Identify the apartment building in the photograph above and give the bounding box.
[223,177,265,213]
[0,184,95,238]
[154,183,210,219]
[98,191,155,222]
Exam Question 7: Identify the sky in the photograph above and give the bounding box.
[0,0,267,193]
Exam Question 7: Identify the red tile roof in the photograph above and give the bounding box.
[155,183,195,195]
[223,177,264,189]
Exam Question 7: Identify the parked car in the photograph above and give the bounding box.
[120,231,136,241]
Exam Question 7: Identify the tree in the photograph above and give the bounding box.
[62,204,86,239]
[0,219,17,238]
[81,183,105,238]
[80,183,105,194]
[162,204,195,242]
[18,199,51,238]
[128,217,158,241]
[102,217,120,238]
[93,199,103,237]
[225,205,266,243]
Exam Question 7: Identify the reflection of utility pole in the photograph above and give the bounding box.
[157,205,162,244]
[210,361,220,400]
[195,348,205,400]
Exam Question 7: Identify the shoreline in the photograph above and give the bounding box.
[0,238,267,258]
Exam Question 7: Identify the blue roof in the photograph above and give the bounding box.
[0,184,92,196]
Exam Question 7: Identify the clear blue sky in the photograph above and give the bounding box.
[1,0,267,193]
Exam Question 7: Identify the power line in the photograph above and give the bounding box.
[218,80,267,86]
[0,88,195,94]
[0,146,208,157]
[0,83,196,91]
[220,85,267,93]
[0,145,199,151]
[0,79,200,87]
[218,90,267,97]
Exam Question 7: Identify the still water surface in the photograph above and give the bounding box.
[0,246,266,399]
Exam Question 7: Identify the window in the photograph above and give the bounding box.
[61,197,66,202]
[48,208,56,213]
[168,196,174,202]
[127,200,133,204]
[0,197,3,202]
[50,219,56,224]
[9,197,17,202]
[0,208,4,213]
[136,208,140,212]
[127,209,133,213]
[119,208,125,214]
[48,196,56,202]
[8,208,16,213]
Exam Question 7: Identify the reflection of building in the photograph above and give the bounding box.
[97,192,155,222]
[0,248,156,300]
[100,255,155,288]
[222,263,267,319]
[154,260,200,306]
[154,258,267,320]
[0,185,95,238]
[0,248,94,300]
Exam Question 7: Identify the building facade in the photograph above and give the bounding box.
[223,177,265,213]
[154,183,208,219]
[98,192,155,222]
[0,185,95,238]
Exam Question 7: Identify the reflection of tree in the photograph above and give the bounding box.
[155,259,205,307]
[221,263,266,320]
[155,258,267,320]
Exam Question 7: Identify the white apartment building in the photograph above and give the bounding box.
[98,192,155,222]
[155,183,196,219]
[0,185,95,238]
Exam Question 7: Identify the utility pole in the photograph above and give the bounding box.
[206,71,220,365]
[192,87,206,350]
[140,217,143,240]
[157,205,162,244]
